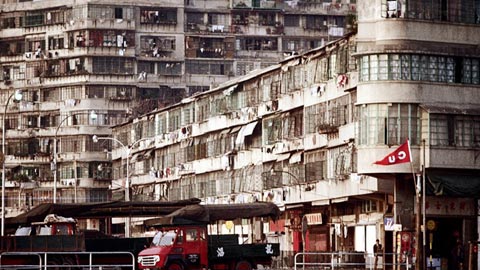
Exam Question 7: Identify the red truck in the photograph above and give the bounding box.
[0,214,150,268]
[137,203,281,270]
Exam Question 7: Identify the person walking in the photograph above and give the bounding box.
[374,239,383,270]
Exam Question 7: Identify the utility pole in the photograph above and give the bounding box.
[415,174,422,270]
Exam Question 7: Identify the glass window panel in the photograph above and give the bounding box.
[472,59,479,84]
[428,56,438,81]
[463,58,472,84]
[411,55,420,80]
[446,57,455,83]
[420,55,429,81]
[430,115,448,146]
[378,54,388,80]
[389,54,400,80]
[401,54,411,80]
[369,55,378,81]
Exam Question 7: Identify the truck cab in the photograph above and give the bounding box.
[15,214,77,236]
[138,225,208,270]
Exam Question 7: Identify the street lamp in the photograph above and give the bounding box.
[2,89,23,236]
[52,111,97,204]
[92,134,153,237]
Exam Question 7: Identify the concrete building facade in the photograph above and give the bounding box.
[109,0,480,267]
[0,0,354,218]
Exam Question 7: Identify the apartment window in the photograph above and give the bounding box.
[430,114,480,147]
[140,36,176,57]
[263,117,282,145]
[462,58,480,84]
[236,62,255,77]
[59,85,83,100]
[0,39,25,57]
[168,109,181,132]
[283,109,304,139]
[361,200,378,213]
[138,61,156,74]
[232,11,249,25]
[1,16,22,29]
[186,12,204,25]
[140,8,177,24]
[195,99,210,122]
[237,37,277,51]
[7,139,38,156]
[25,62,43,79]
[405,0,478,24]
[330,144,355,177]
[48,35,65,50]
[92,57,134,74]
[86,85,133,100]
[156,114,167,135]
[208,13,228,25]
[185,60,233,75]
[45,10,65,25]
[358,103,420,146]
[87,5,133,21]
[259,12,276,26]
[284,15,300,27]
[114,8,123,19]
[88,189,108,203]
[58,136,82,154]
[305,150,326,182]
[194,137,208,160]
[158,62,182,76]
[305,15,327,30]
[86,136,110,152]
[25,11,44,27]
[361,54,479,84]
[182,104,194,125]
[187,85,209,95]
[88,30,134,48]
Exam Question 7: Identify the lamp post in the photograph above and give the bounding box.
[53,115,74,204]
[93,134,152,237]
[52,111,97,204]
[2,90,23,236]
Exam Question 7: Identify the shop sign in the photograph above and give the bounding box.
[304,213,323,225]
[384,217,394,231]
[425,197,475,216]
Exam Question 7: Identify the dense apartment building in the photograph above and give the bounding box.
[0,0,354,217]
[107,0,480,268]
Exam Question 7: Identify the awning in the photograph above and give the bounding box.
[312,199,330,206]
[130,153,140,162]
[242,121,258,136]
[420,104,480,115]
[223,85,238,96]
[276,153,291,161]
[143,149,154,159]
[289,152,302,164]
[331,197,348,203]
[427,170,480,197]
[285,203,304,209]
[230,126,242,134]
[220,128,231,134]
[235,121,258,145]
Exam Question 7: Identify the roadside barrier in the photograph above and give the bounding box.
[294,251,411,270]
[0,251,135,270]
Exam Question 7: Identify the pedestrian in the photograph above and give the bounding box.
[373,239,383,270]
[449,238,465,270]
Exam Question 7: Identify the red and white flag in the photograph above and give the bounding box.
[374,139,412,165]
